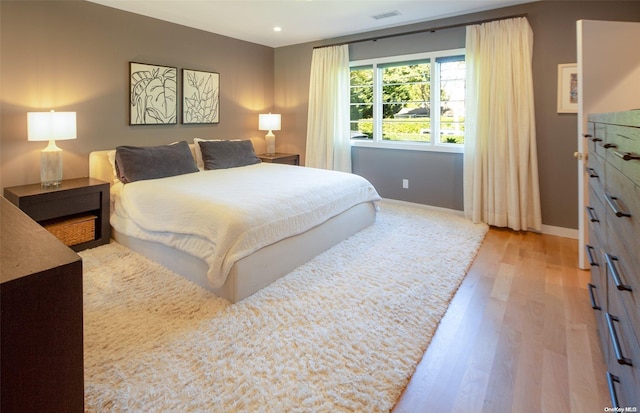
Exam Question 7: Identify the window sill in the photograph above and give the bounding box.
[350,140,464,154]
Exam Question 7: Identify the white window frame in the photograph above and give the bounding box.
[349,48,466,153]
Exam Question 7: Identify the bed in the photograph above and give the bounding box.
[89,138,380,303]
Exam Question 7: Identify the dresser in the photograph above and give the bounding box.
[585,110,639,409]
[1,196,84,412]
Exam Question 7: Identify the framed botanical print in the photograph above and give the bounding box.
[182,69,220,124]
[129,62,177,125]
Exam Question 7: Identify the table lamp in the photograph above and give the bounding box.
[258,113,281,155]
[27,110,77,188]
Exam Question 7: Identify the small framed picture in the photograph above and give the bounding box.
[557,63,578,113]
[182,69,220,124]
[129,62,177,125]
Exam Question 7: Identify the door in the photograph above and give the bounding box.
[576,20,640,269]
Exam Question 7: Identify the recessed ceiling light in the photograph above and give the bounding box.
[273,26,282,32]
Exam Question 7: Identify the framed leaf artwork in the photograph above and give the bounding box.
[182,69,220,124]
[129,62,177,125]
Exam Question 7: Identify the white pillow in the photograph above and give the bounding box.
[107,150,120,184]
[193,138,241,169]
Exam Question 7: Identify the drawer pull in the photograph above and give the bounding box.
[603,143,617,149]
[588,283,601,310]
[585,167,598,178]
[605,313,633,366]
[585,245,599,266]
[604,194,631,218]
[613,150,640,161]
[605,254,632,292]
[606,372,620,409]
[585,206,599,223]
[591,137,603,142]
[583,134,592,138]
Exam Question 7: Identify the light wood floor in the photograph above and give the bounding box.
[393,228,611,412]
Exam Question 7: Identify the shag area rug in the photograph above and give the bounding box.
[81,201,488,412]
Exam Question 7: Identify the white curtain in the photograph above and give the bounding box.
[464,17,542,232]
[305,45,351,172]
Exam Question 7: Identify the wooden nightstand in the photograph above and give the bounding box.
[258,153,300,165]
[3,177,110,252]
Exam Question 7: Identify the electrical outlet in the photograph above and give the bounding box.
[402,179,409,189]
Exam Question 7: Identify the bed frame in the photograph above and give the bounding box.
[88,141,377,303]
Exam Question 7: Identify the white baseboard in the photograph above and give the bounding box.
[540,225,578,239]
[380,198,465,217]
[381,198,579,239]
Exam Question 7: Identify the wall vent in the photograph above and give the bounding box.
[372,10,401,20]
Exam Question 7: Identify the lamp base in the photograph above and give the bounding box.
[265,131,276,155]
[41,140,63,188]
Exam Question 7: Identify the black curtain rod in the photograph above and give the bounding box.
[313,13,528,49]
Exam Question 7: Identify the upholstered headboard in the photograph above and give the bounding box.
[89,138,265,185]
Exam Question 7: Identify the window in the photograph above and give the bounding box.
[349,49,466,152]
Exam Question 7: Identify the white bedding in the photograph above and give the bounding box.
[111,163,380,288]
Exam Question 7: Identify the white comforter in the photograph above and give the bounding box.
[111,163,380,288]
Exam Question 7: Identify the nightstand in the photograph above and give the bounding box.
[258,153,300,165]
[3,177,110,252]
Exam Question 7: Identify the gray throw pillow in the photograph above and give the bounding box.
[115,141,199,183]
[199,140,261,170]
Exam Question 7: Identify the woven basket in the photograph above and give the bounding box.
[44,215,96,247]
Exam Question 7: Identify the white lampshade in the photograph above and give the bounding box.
[28,111,77,141]
[27,110,77,187]
[258,113,281,131]
[258,113,281,155]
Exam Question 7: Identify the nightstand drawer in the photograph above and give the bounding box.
[258,153,300,165]
[20,191,101,222]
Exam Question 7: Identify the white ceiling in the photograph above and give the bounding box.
[87,0,536,48]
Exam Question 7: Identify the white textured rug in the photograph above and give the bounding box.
[81,201,488,412]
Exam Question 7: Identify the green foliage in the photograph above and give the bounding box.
[350,67,374,119]
[354,117,465,144]
[443,136,464,144]
[350,62,451,121]
[357,121,373,136]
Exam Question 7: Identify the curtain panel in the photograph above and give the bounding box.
[305,45,351,172]
[464,17,542,232]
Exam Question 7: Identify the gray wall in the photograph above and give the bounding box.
[0,1,274,189]
[353,148,464,208]
[274,1,640,229]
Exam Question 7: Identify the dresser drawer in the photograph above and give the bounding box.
[605,124,640,187]
[587,184,607,236]
[587,148,605,195]
[605,292,640,409]
[586,224,606,303]
[587,121,595,140]
[587,212,609,354]
[589,260,609,355]
[604,167,640,270]
[604,240,640,346]
[587,123,607,159]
